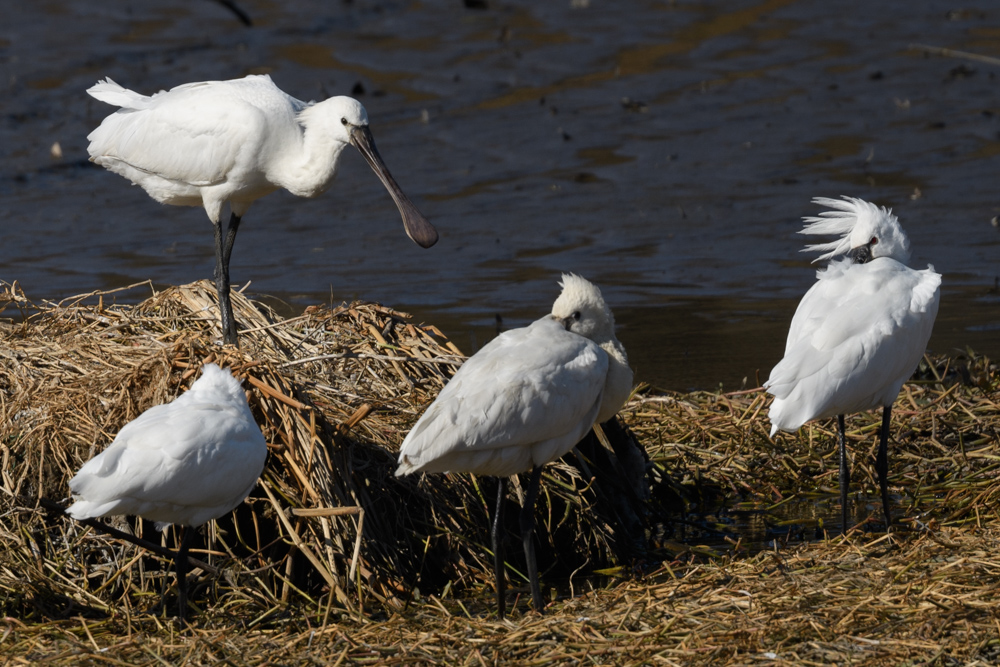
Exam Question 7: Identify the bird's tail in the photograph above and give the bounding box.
[394,455,418,477]
[87,78,151,109]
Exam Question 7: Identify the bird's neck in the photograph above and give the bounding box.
[597,339,633,423]
[276,127,350,198]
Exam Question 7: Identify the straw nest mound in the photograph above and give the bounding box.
[2,280,999,665]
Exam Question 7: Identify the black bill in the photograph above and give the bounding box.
[849,243,872,264]
[351,125,438,249]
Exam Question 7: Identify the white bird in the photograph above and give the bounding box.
[765,197,941,532]
[67,363,267,621]
[86,74,437,346]
[396,274,633,618]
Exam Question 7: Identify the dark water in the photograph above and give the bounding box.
[2,0,998,391]
[666,493,921,555]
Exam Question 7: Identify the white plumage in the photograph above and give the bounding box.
[396,318,606,478]
[765,196,941,531]
[67,363,267,619]
[68,364,266,527]
[396,273,632,617]
[766,258,939,431]
[86,74,437,345]
[396,273,632,478]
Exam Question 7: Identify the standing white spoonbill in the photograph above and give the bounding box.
[764,197,940,532]
[396,274,633,618]
[86,74,438,346]
[67,363,267,621]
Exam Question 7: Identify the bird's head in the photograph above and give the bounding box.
[300,96,369,145]
[336,97,371,144]
[551,273,616,342]
[799,196,911,265]
[303,96,438,249]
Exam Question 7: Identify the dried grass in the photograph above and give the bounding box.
[1,279,998,665]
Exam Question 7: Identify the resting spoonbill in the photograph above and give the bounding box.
[765,197,940,532]
[86,74,438,346]
[396,274,633,618]
[67,364,267,621]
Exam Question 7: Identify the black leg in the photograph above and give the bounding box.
[519,465,544,614]
[492,477,507,620]
[175,527,197,623]
[222,212,242,269]
[877,406,892,530]
[213,212,242,346]
[837,414,849,534]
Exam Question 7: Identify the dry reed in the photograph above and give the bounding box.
[1,279,997,665]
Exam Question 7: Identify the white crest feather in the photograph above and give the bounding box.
[799,196,910,264]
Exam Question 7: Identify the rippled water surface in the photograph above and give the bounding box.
[2,0,998,390]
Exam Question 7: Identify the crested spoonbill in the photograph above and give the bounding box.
[765,197,941,532]
[86,74,438,346]
[395,274,633,618]
[67,363,267,621]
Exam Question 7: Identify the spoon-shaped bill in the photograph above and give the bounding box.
[350,126,438,249]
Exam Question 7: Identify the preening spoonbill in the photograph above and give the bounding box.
[86,74,437,346]
[396,274,633,618]
[67,364,267,621]
[765,197,940,532]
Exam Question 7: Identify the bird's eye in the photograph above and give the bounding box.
[572,311,582,321]
[870,236,878,245]
[341,117,348,126]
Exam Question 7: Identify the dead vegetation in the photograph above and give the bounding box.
[1,280,998,665]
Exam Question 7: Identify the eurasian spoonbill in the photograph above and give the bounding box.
[765,197,940,532]
[396,274,633,618]
[67,363,267,620]
[86,74,438,345]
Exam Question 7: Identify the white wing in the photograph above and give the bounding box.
[766,258,940,432]
[68,387,266,527]
[86,76,300,203]
[396,316,608,478]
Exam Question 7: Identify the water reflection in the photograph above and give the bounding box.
[651,493,939,557]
